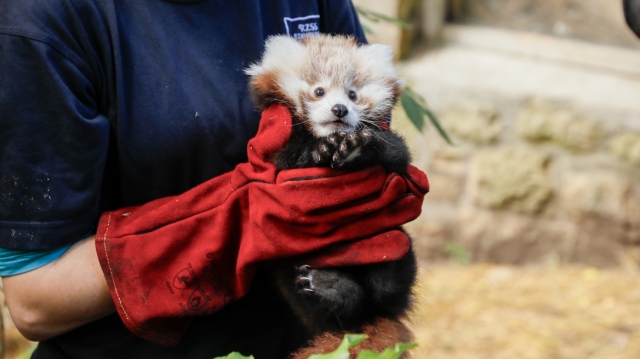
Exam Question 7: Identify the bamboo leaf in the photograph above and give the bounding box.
[355,7,413,30]
[360,22,373,34]
[400,92,425,131]
[213,352,254,359]
[402,86,453,145]
[308,334,368,359]
[423,105,453,145]
[355,343,418,359]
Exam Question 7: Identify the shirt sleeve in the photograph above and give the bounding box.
[0,244,73,277]
[0,31,109,251]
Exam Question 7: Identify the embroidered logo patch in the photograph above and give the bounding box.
[284,15,320,40]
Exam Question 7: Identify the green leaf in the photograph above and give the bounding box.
[360,22,373,34]
[343,334,369,348]
[423,105,453,145]
[213,352,254,359]
[400,92,425,132]
[14,346,38,359]
[308,334,369,359]
[402,86,453,145]
[212,335,416,359]
[355,7,413,30]
[394,343,419,353]
[356,343,418,359]
[443,242,471,265]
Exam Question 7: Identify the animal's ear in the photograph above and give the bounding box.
[246,69,281,109]
[263,35,307,62]
[246,36,306,77]
[358,43,394,69]
[245,36,307,109]
[357,43,404,105]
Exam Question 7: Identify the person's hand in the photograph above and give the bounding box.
[95,104,429,346]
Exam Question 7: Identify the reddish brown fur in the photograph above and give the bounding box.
[248,70,294,109]
[289,318,413,359]
[387,78,402,104]
[298,35,359,85]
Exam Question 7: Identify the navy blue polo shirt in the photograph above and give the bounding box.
[0,0,365,357]
[0,0,365,251]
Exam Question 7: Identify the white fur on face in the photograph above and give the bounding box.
[305,84,360,137]
[358,83,394,115]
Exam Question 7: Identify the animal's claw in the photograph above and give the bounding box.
[329,129,373,167]
[295,265,314,294]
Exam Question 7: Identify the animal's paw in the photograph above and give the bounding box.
[295,264,352,301]
[294,266,366,320]
[331,129,373,168]
[310,129,374,168]
[295,265,314,294]
[310,132,344,166]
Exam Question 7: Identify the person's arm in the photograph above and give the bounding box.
[3,236,115,341]
[0,4,114,341]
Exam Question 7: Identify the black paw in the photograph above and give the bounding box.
[295,265,314,294]
[311,130,374,168]
[310,133,344,166]
[331,129,373,168]
[297,267,366,324]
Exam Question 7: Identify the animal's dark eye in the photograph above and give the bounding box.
[348,90,357,101]
[314,87,325,97]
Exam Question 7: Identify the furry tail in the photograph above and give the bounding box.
[289,318,413,359]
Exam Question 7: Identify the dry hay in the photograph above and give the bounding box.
[409,263,640,359]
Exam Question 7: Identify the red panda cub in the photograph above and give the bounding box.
[246,35,416,358]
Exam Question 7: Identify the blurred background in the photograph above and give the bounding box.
[2,0,640,358]
[356,0,640,358]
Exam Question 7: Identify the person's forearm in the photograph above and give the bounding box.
[3,236,115,341]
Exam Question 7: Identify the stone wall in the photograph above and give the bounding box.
[396,95,640,267]
[393,24,640,267]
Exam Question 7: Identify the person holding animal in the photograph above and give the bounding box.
[0,1,427,358]
[247,34,424,358]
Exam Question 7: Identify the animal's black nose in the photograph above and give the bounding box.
[331,104,349,118]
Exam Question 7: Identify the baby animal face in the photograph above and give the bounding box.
[246,34,404,138]
[302,81,362,137]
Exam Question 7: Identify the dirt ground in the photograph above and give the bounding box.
[409,262,640,359]
[4,262,640,358]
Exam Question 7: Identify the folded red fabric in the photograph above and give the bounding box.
[95,103,429,347]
